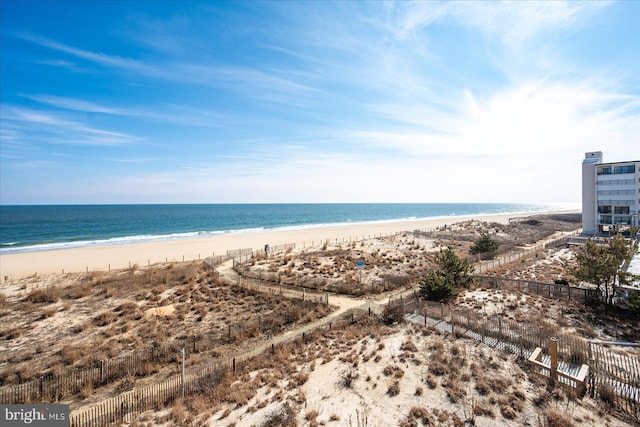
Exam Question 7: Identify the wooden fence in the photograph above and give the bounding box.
[69,308,370,427]
[230,231,582,297]
[0,343,180,405]
[471,231,580,274]
[0,262,329,405]
[396,297,640,420]
[474,275,599,306]
[70,362,228,427]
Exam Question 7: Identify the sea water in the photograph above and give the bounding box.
[0,203,577,254]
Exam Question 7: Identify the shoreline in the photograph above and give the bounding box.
[0,210,578,279]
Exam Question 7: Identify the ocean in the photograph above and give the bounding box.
[0,203,577,254]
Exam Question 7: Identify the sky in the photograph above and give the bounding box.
[0,1,638,205]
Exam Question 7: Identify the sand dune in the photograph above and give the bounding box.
[0,211,577,280]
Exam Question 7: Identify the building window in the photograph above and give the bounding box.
[598,205,612,214]
[615,216,631,225]
[613,165,634,174]
[600,215,612,224]
[614,206,630,215]
[597,167,612,175]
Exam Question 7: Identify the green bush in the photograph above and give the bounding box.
[470,233,501,256]
[628,293,640,312]
[420,271,457,301]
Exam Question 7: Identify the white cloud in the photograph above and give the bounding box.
[380,1,604,47]
[1,1,636,204]
[2,107,139,146]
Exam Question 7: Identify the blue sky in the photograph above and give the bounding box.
[1,1,638,205]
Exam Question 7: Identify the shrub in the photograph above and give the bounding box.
[59,344,85,365]
[473,400,494,417]
[470,233,501,257]
[260,402,297,427]
[304,409,319,422]
[26,286,60,304]
[545,409,575,427]
[400,339,418,353]
[433,247,473,288]
[387,380,400,396]
[598,383,616,408]
[382,304,404,325]
[383,364,404,378]
[628,293,640,313]
[93,311,116,326]
[420,271,456,301]
[340,369,359,388]
[500,403,517,420]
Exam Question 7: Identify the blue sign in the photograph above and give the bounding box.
[356,260,365,269]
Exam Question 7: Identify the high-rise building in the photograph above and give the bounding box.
[581,151,640,235]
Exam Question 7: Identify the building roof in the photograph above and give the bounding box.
[596,160,640,167]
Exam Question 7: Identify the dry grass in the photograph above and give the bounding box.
[2,214,633,426]
[25,286,60,304]
[387,379,401,396]
[0,261,334,398]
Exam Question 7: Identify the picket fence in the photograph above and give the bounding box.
[472,231,580,275]
[68,308,369,427]
[394,297,639,420]
[0,259,329,405]
[0,344,181,405]
[474,275,599,306]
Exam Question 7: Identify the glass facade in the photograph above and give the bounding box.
[597,167,612,175]
[597,164,635,175]
[614,165,635,174]
[614,206,630,215]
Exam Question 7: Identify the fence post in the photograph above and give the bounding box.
[466,308,470,330]
[519,322,524,358]
[550,338,558,382]
[451,310,455,336]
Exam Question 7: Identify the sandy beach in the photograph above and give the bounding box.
[0,211,577,280]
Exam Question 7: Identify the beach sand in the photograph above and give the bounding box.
[0,211,577,280]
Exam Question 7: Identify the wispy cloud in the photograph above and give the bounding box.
[1,1,637,204]
[2,107,139,146]
[22,94,242,128]
[379,1,602,46]
[18,32,323,105]
[17,32,154,73]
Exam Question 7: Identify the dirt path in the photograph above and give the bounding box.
[69,230,587,421]
[217,259,372,313]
